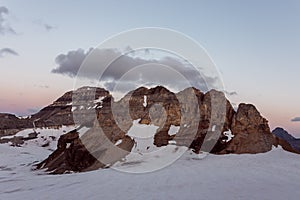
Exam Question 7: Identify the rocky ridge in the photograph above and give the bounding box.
[0,87,109,138]
[0,86,297,174]
[34,86,280,173]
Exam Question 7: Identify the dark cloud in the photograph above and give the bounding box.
[0,6,16,35]
[291,117,300,122]
[52,48,219,93]
[0,48,18,57]
[52,48,93,77]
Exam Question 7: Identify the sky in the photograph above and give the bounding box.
[0,0,300,136]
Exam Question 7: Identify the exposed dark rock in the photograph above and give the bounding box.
[273,135,300,154]
[0,136,24,147]
[23,132,38,140]
[0,131,38,146]
[0,114,32,137]
[0,87,110,137]
[272,127,300,154]
[36,128,135,174]
[37,86,237,173]
[220,103,274,154]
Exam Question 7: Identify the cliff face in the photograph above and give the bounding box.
[0,87,110,137]
[220,103,273,154]
[30,86,281,174]
[2,85,293,174]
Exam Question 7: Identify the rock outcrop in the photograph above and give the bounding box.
[36,129,135,174]
[0,113,32,137]
[0,131,37,146]
[35,86,283,174]
[183,89,235,153]
[220,103,274,154]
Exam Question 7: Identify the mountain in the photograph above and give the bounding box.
[1,85,297,174]
[272,127,300,153]
[30,86,275,174]
[0,87,109,138]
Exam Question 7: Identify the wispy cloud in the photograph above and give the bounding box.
[291,117,300,122]
[33,19,56,31]
[34,84,50,89]
[0,48,18,57]
[0,6,16,35]
[224,90,238,96]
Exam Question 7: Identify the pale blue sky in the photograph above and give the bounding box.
[0,0,300,135]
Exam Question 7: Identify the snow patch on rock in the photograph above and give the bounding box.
[143,95,147,107]
[168,125,180,136]
[223,130,234,142]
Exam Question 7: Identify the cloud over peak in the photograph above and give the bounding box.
[51,47,219,93]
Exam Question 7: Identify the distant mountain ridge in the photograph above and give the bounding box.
[0,87,109,137]
[272,127,300,153]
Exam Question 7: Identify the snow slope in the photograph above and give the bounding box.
[1,126,76,150]
[1,141,300,200]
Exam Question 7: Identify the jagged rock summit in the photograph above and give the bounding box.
[220,103,273,154]
[27,86,279,174]
[1,86,297,174]
[0,87,109,137]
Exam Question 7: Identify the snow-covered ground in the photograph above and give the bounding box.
[1,139,300,200]
[1,126,76,150]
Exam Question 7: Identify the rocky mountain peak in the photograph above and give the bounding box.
[0,87,111,137]
[220,103,273,154]
[0,85,295,174]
